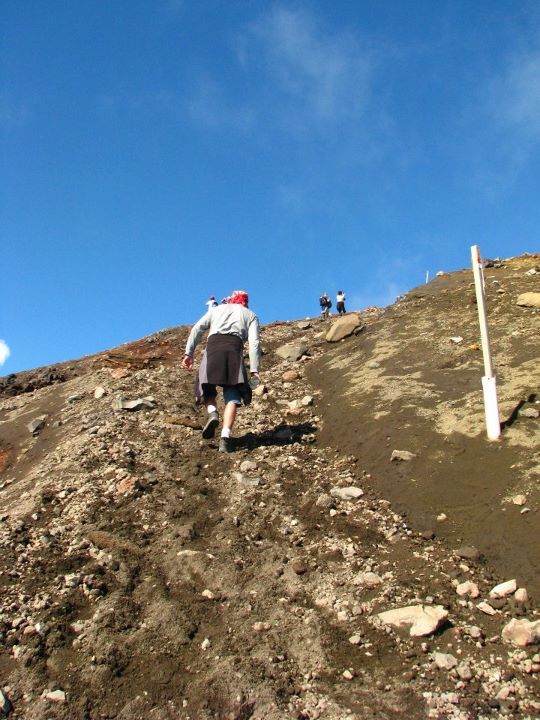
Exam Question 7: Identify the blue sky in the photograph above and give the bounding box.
[2,1,540,375]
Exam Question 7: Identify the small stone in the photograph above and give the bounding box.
[46,690,66,703]
[455,546,480,561]
[27,415,47,434]
[281,370,299,382]
[116,477,140,494]
[330,486,363,500]
[517,292,540,308]
[315,494,335,510]
[456,581,479,599]
[201,589,215,600]
[433,652,457,670]
[449,336,463,344]
[477,601,497,616]
[463,625,482,639]
[376,605,448,637]
[501,618,540,647]
[0,689,12,715]
[489,579,517,598]
[348,634,362,645]
[112,396,156,411]
[355,571,382,588]
[342,670,354,680]
[201,638,211,650]
[390,449,417,462]
[64,573,81,588]
[436,513,448,522]
[514,588,528,603]
[511,495,527,506]
[291,558,308,575]
[301,395,314,407]
[275,343,309,362]
[456,662,473,681]
[518,407,539,419]
[252,622,271,632]
[240,460,257,473]
[94,386,106,399]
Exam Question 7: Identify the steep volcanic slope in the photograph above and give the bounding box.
[0,260,539,720]
[313,254,540,599]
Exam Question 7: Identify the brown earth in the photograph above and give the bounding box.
[0,255,539,720]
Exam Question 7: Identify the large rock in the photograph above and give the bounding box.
[501,618,540,647]
[376,604,448,637]
[275,343,309,361]
[325,314,361,342]
[517,292,540,308]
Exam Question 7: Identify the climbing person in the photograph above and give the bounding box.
[319,292,332,320]
[181,289,261,453]
[336,290,346,315]
[205,295,218,310]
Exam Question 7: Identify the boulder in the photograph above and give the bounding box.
[517,292,540,308]
[275,343,309,361]
[376,605,448,637]
[325,314,361,342]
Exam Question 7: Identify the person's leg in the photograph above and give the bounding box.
[202,386,219,439]
[219,387,241,452]
[222,401,237,434]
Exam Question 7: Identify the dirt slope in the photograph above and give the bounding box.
[1,256,539,719]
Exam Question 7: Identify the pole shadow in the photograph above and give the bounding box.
[500,393,537,430]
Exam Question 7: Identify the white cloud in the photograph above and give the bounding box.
[240,6,373,128]
[471,41,540,195]
[0,340,10,366]
[187,6,377,136]
[494,50,540,138]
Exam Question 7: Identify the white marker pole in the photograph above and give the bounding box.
[471,245,501,440]
[425,270,429,283]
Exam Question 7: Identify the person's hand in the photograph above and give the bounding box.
[181,355,193,370]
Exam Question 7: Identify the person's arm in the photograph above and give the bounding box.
[182,312,212,368]
[247,315,261,374]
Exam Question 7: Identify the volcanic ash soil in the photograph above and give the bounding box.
[1,255,539,719]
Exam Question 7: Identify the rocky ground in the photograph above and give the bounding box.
[1,255,539,719]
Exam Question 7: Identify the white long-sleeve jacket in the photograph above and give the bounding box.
[184,303,261,372]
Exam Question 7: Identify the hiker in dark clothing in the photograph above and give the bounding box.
[319,292,332,319]
[181,290,261,453]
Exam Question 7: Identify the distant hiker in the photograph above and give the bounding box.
[336,290,346,315]
[181,289,261,453]
[319,292,332,320]
[205,295,218,310]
